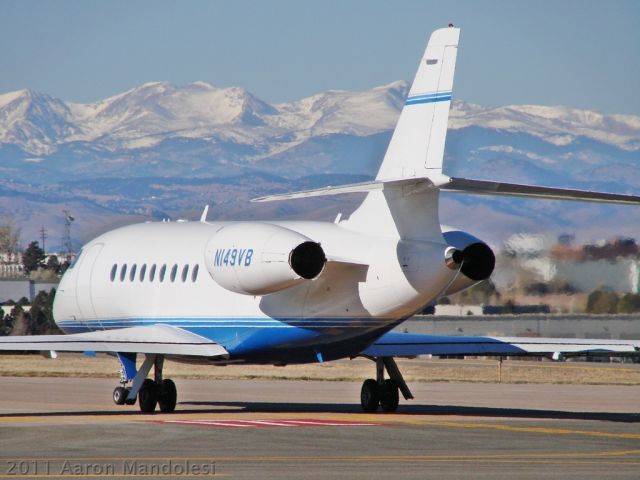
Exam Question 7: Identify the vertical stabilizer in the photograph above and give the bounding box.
[346,27,460,241]
[253,28,462,242]
[376,27,460,181]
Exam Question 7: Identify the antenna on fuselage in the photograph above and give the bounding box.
[200,205,210,223]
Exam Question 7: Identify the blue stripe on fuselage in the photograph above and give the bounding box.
[55,316,397,360]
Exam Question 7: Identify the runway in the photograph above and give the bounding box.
[0,377,638,479]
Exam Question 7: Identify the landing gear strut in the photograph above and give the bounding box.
[112,354,138,406]
[112,353,177,413]
[360,357,412,413]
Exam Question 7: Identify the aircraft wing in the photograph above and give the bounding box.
[361,332,640,358]
[0,325,229,358]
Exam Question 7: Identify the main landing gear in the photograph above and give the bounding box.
[112,353,177,413]
[360,357,413,413]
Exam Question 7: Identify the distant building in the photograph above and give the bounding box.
[502,233,548,259]
[434,305,484,316]
[1,305,31,317]
[555,258,640,294]
[496,235,640,294]
[482,304,551,315]
[0,263,24,279]
[0,251,24,279]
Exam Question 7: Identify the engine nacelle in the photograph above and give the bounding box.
[205,223,326,295]
[441,228,495,296]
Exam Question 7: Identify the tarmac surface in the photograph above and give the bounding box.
[0,377,638,479]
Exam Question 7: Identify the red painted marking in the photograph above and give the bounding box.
[148,418,384,428]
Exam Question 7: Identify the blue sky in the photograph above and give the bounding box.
[1,0,639,114]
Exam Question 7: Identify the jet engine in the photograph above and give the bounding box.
[205,223,326,295]
[441,228,495,295]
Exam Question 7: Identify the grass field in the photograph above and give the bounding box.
[0,354,638,385]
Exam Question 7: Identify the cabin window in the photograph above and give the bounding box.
[110,264,117,282]
[159,264,166,282]
[140,264,147,281]
[191,264,199,282]
[120,264,128,282]
[170,264,178,282]
[149,264,156,282]
[181,264,189,282]
[130,264,137,281]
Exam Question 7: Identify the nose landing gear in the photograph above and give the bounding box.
[112,353,177,413]
[112,385,135,405]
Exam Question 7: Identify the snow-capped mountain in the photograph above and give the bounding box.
[1,81,640,247]
[449,102,640,152]
[0,81,407,156]
[0,90,79,156]
[1,80,638,186]
[2,80,639,154]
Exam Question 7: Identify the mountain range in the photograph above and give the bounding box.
[1,81,639,250]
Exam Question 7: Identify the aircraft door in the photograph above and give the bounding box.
[74,243,104,322]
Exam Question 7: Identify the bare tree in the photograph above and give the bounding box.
[0,215,21,260]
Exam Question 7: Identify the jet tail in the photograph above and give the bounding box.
[376,26,459,181]
[251,26,640,241]
[343,27,460,241]
[255,27,461,242]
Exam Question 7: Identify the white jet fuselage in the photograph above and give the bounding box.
[53,219,466,363]
[50,26,499,365]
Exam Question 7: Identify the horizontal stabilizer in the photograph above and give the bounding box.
[0,324,229,357]
[252,180,388,203]
[253,175,640,206]
[251,177,441,203]
[361,332,640,358]
[442,177,640,205]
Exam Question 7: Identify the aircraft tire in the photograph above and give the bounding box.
[360,379,380,412]
[158,379,177,413]
[379,379,399,413]
[113,386,128,405]
[138,378,158,413]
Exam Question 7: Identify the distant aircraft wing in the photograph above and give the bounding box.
[0,325,229,358]
[361,332,640,358]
